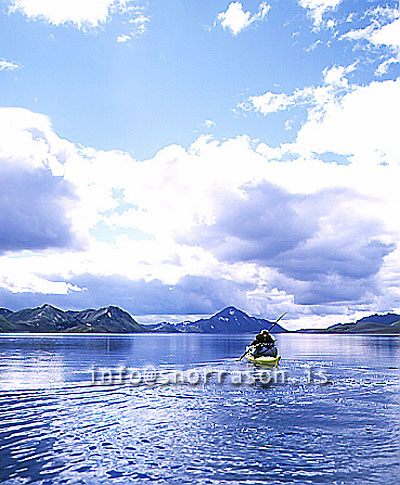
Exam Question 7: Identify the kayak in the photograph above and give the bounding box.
[244,354,281,366]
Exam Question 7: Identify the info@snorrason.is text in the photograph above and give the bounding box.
[88,366,330,387]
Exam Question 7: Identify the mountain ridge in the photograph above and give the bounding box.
[1,305,398,334]
[0,305,287,334]
[303,312,400,334]
[0,304,147,333]
[173,306,287,334]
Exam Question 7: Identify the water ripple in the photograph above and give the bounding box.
[0,334,399,484]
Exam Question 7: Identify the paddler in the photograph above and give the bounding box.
[237,313,285,361]
[248,329,278,357]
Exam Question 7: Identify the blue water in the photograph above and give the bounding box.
[0,333,399,484]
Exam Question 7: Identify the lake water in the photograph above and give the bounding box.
[0,333,399,484]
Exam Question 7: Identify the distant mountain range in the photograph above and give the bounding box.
[0,304,146,333]
[0,304,287,334]
[0,304,399,334]
[320,313,400,334]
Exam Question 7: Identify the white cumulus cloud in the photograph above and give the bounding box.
[216,1,270,36]
[295,78,400,167]
[299,0,342,26]
[240,63,355,119]
[1,108,400,326]
[7,0,145,30]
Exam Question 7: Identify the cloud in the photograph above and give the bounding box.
[179,182,317,262]
[116,13,149,42]
[7,0,146,31]
[0,164,76,253]
[245,54,400,172]
[243,92,294,115]
[116,34,131,43]
[216,1,270,36]
[344,21,400,52]
[370,18,400,51]
[0,274,254,317]
[240,63,355,118]
[374,57,399,76]
[295,79,400,166]
[340,5,400,76]
[299,0,342,26]
[1,108,400,326]
[0,108,78,253]
[179,181,395,305]
[0,58,22,71]
[342,5,400,74]
[0,107,74,173]
[202,119,215,129]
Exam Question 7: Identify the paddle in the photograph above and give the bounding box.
[237,312,287,361]
[267,312,287,332]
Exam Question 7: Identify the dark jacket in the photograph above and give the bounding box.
[250,332,276,347]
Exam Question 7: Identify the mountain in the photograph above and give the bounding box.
[0,309,23,332]
[6,304,80,332]
[174,306,288,334]
[66,306,147,333]
[2,304,398,334]
[355,313,400,326]
[147,322,182,333]
[0,314,17,332]
[0,304,288,334]
[323,312,400,334]
[0,304,148,333]
[0,308,13,318]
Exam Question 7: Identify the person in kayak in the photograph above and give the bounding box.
[248,329,278,358]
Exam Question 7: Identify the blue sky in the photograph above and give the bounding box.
[1,0,400,328]
[3,0,397,158]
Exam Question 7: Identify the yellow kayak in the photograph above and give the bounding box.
[244,354,281,366]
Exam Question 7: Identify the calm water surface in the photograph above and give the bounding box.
[0,334,399,484]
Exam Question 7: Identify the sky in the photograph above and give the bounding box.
[1,0,400,329]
